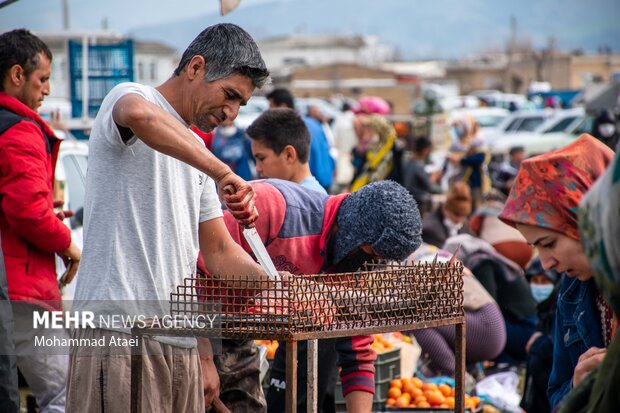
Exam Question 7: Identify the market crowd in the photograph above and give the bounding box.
[0,23,618,413]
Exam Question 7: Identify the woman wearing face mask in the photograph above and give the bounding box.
[591,109,619,150]
[210,118,256,181]
[499,134,614,409]
[521,258,561,413]
[421,182,472,248]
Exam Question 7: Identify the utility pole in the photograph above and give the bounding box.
[62,0,70,30]
[506,15,517,92]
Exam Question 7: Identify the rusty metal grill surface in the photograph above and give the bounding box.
[167,261,464,341]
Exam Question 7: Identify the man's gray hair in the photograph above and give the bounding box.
[174,23,269,88]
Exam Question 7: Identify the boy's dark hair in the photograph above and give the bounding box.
[0,29,52,91]
[509,146,525,156]
[266,88,295,109]
[413,136,432,153]
[247,108,310,163]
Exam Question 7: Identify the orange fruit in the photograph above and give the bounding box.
[471,396,481,407]
[400,392,411,404]
[395,396,409,407]
[417,401,431,407]
[386,398,396,406]
[402,381,415,396]
[465,398,476,408]
[427,391,446,406]
[414,395,427,404]
[387,387,402,399]
[445,396,456,408]
[438,383,452,397]
[450,386,456,397]
[390,379,403,389]
[422,382,438,392]
[411,377,424,388]
[410,387,423,398]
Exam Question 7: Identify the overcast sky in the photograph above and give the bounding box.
[1,0,618,59]
[0,0,271,33]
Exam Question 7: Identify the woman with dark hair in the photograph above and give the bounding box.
[499,134,614,409]
[560,145,620,412]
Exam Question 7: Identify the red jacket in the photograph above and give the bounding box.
[0,93,71,303]
[198,179,377,396]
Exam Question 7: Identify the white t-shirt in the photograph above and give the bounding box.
[74,83,223,346]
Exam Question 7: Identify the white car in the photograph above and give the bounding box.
[489,111,593,157]
[53,132,88,300]
[484,110,555,146]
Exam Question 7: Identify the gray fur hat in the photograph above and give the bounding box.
[332,180,422,263]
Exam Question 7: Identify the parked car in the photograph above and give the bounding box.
[533,107,585,134]
[483,110,554,145]
[489,110,593,157]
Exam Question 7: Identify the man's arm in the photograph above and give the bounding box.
[198,217,268,289]
[336,335,376,412]
[112,94,257,225]
[345,391,373,412]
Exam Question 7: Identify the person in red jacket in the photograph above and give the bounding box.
[199,179,422,412]
[0,29,81,412]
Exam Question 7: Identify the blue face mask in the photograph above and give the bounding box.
[530,284,554,303]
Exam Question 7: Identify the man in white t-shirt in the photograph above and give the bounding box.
[66,24,272,413]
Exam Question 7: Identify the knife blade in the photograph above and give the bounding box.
[241,225,280,281]
[221,185,280,281]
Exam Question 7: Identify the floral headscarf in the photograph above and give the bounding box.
[499,134,614,240]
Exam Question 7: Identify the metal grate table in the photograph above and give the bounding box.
[131,260,466,412]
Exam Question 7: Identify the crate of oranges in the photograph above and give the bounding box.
[385,378,482,411]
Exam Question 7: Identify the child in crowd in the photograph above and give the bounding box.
[247,108,326,194]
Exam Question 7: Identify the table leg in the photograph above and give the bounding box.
[286,340,298,413]
[454,322,466,413]
[307,339,318,413]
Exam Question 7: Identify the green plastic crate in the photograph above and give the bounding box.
[335,347,401,412]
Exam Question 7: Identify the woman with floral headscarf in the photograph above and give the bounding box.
[559,147,620,412]
[499,134,614,409]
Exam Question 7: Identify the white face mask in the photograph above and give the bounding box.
[218,125,237,137]
[530,284,554,303]
[598,123,616,138]
[443,218,463,237]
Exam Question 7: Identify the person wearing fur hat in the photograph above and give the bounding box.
[198,179,422,412]
[422,182,472,248]
[499,134,614,409]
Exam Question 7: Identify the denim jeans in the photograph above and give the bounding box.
[0,235,20,413]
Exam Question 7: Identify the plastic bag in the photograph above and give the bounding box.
[475,371,521,413]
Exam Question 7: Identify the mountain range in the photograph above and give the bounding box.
[130,0,620,59]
